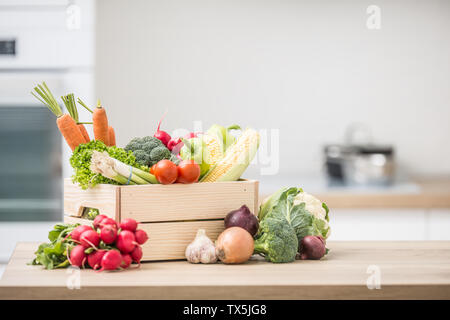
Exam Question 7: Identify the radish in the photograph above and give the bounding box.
[80,230,100,248]
[99,250,122,271]
[69,245,87,267]
[120,253,132,269]
[116,230,137,253]
[87,249,106,270]
[134,229,148,245]
[70,225,92,241]
[100,225,117,244]
[167,137,182,153]
[93,214,108,229]
[119,218,138,232]
[100,217,118,229]
[130,245,143,263]
[154,114,171,146]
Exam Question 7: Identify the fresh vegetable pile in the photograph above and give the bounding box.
[30,81,332,271]
[185,188,331,265]
[31,217,148,271]
[32,81,259,189]
[255,187,330,262]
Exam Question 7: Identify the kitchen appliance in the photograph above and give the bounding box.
[0,0,94,260]
[324,124,395,186]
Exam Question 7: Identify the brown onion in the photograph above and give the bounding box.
[215,227,254,264]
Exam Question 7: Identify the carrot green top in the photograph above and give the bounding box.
[62,93,79,122]
[31,82,63,117]
[77,98,93,113]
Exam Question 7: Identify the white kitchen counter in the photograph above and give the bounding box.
[0,222,58,264]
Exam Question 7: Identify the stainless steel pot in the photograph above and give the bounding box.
[324,124,395,186]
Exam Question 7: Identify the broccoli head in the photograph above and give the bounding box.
[132,150,151,166]
[149,146,171,166]
[253,218,298,263]
[125,136,172,167]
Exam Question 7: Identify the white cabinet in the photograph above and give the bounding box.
[428,210,450,240]
[328,209,427,241]
[328,209,450,241]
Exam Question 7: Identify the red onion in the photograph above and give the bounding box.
[299,235,326,260]
[224,205,259,236]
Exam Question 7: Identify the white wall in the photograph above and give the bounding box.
[95,0,450,178]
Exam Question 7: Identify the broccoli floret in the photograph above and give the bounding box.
[142,136,163,145]
[133,150,151,166]
[253,218,298,263]
[124,137,144,152]
[149,146,171,166]
[142,140,162,154]
[125,136,171,167]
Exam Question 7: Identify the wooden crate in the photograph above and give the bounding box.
[63,178,259,261]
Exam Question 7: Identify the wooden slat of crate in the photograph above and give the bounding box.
[63,179,120,220]
[64,216,224,261]
[139,220,224,261]
[120,180,259,222]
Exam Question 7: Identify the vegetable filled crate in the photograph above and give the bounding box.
[63,178,259,261]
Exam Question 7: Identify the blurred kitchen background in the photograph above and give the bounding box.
[0,0,449,270]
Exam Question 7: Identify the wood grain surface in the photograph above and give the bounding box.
[1,241,449,300]
[120,180,259,222]
[64,180,119,219]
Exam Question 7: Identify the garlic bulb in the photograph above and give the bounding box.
[185,229,217,264]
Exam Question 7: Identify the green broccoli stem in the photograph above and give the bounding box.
[253,239,268,255]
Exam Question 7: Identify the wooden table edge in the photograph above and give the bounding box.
[1,284,449,300]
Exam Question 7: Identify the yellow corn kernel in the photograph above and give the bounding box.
[202,128,259,182]
[202,134,223,166]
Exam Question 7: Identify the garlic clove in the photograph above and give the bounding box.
[185,229,218,264]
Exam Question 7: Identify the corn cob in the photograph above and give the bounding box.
[201,128,259,182]
[201,134,224,166]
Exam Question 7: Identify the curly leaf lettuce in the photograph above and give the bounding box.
[70,140,140,189]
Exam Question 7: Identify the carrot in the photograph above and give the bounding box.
[62,93,90,143]
[32,83,85,151]
[93,100,110,145]
[57,114,87,151]
[78,98,117,146]
[108,126,116,146]
[78,124,90,143]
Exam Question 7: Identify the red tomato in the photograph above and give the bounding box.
[153,160,178,184]
[150,164,157,175]
[176,160,200,184]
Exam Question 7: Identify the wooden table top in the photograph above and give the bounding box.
[314,178,450,209]
[1,241,449,299]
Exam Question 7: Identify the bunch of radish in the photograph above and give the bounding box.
[68,216,148,272]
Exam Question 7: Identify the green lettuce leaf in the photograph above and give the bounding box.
[260,187,329,242]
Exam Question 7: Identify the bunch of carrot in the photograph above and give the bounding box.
[31,82,116,151]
